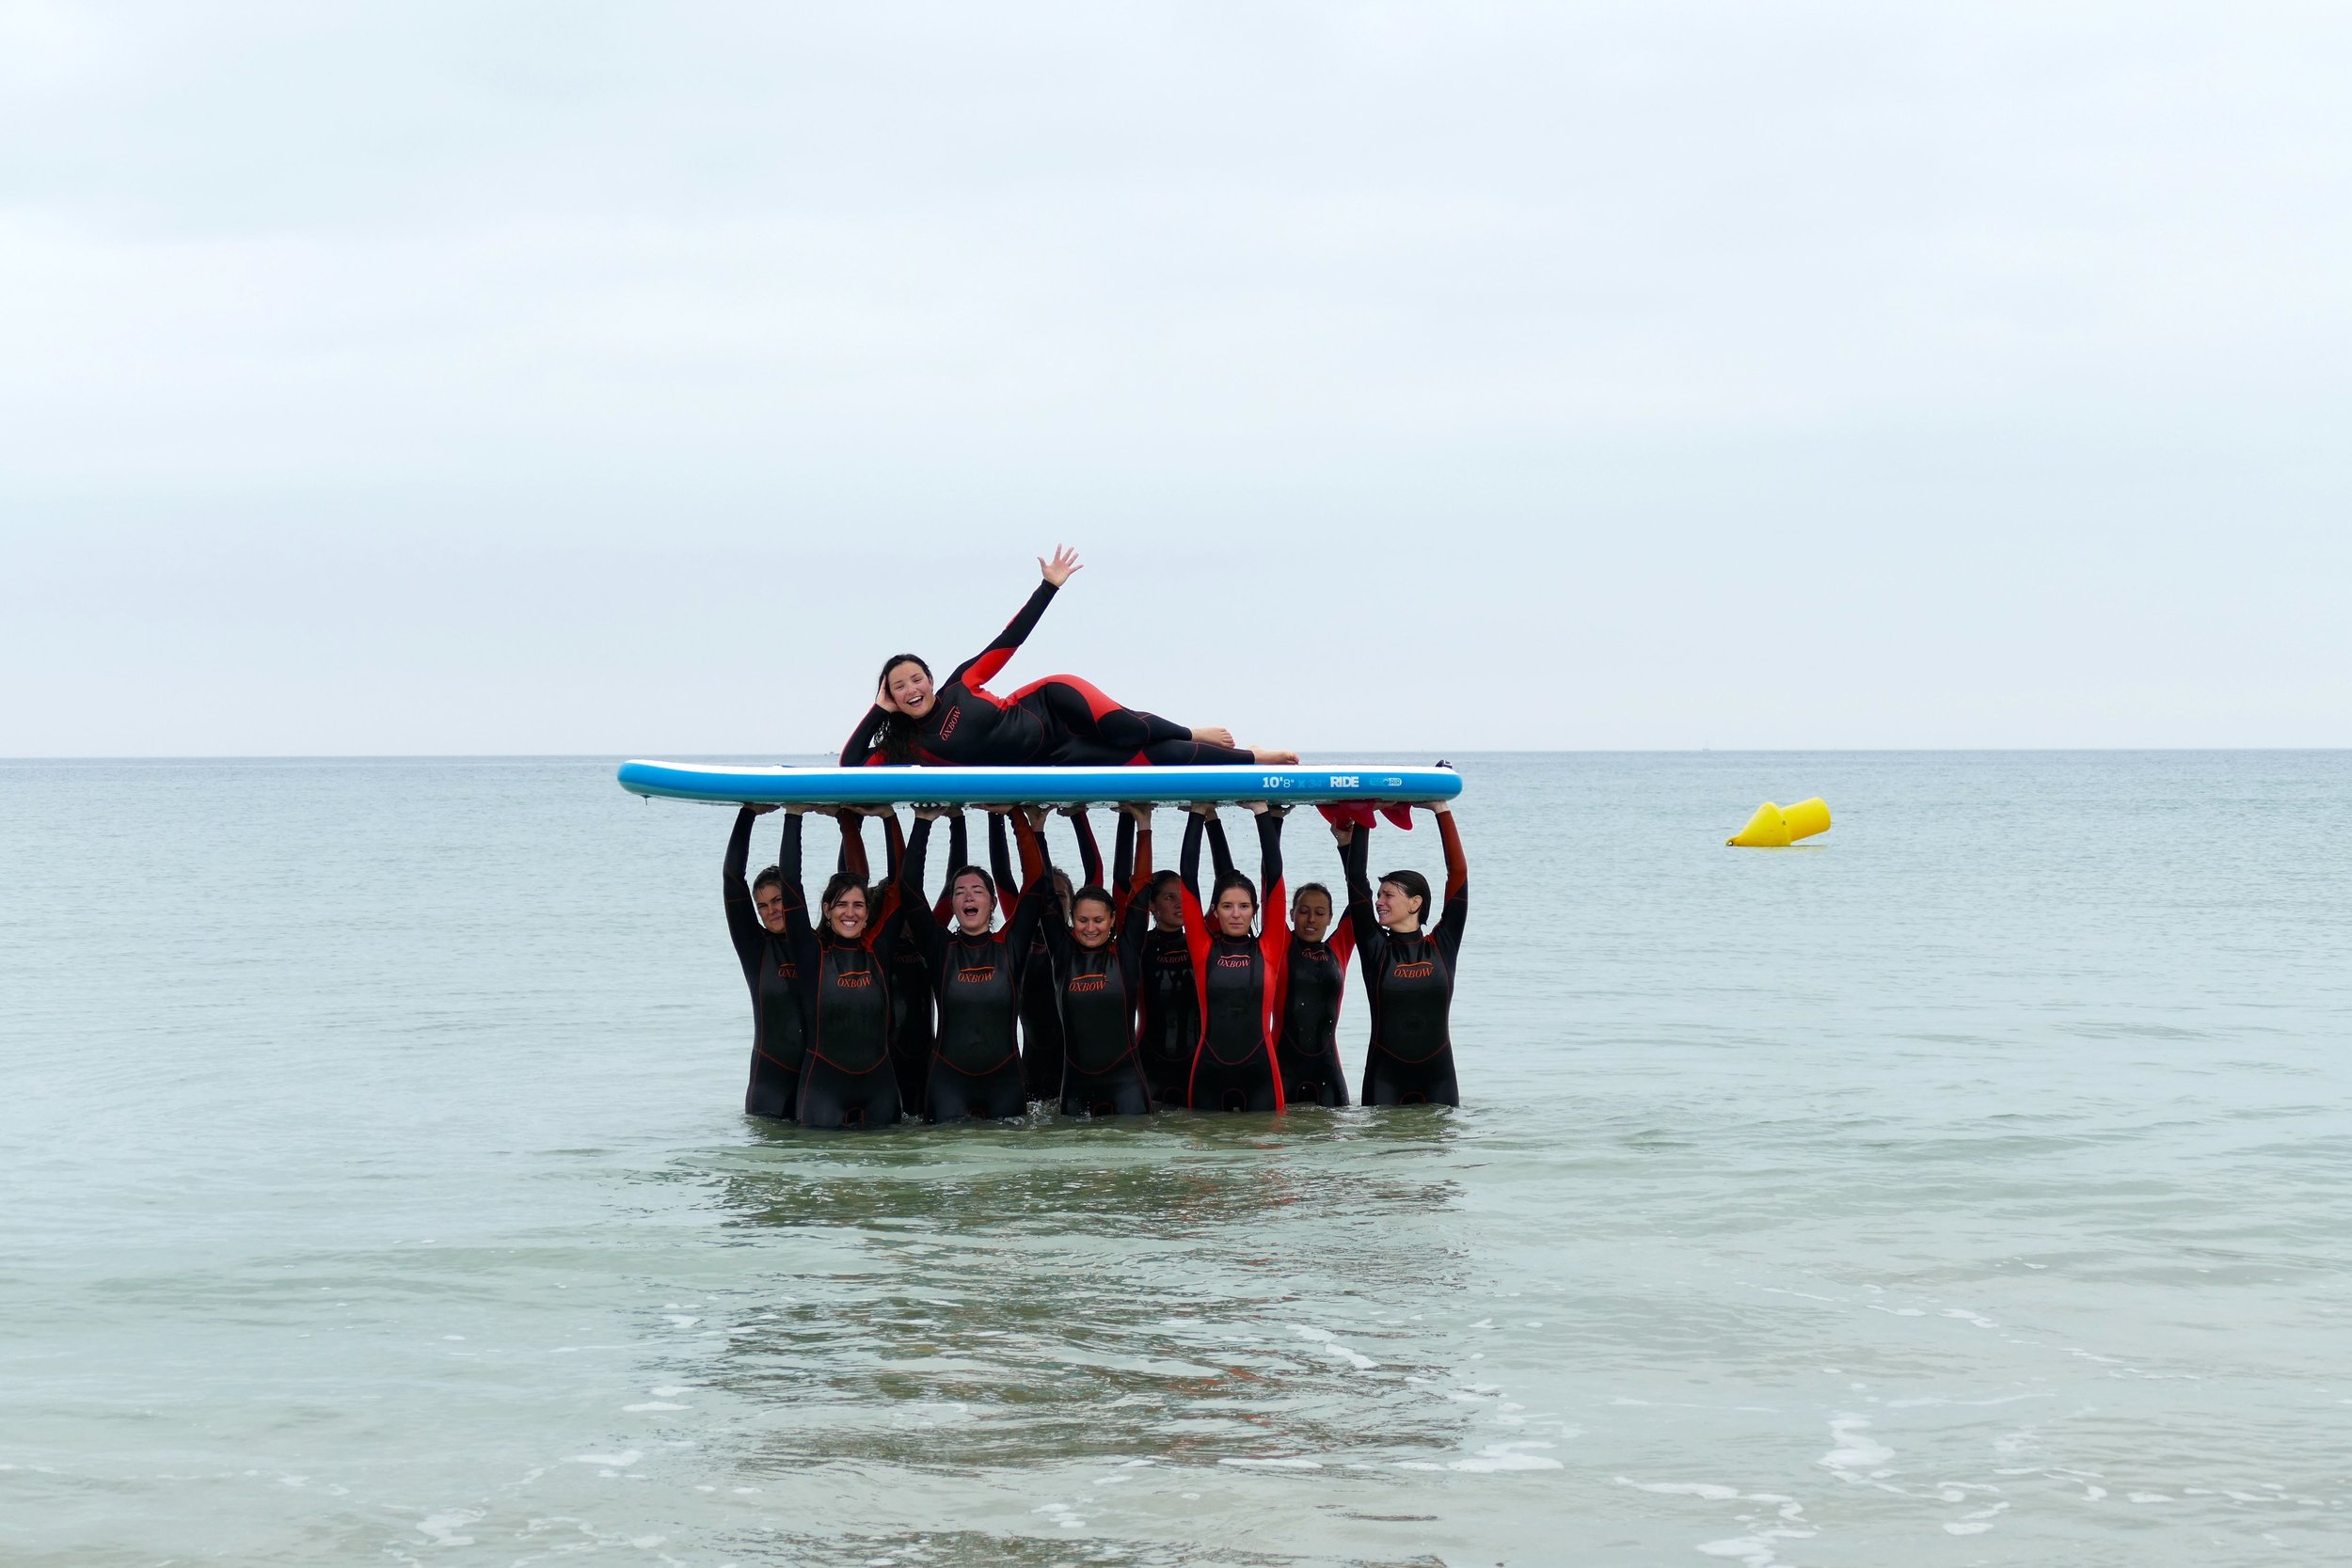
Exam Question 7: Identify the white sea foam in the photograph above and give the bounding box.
[1616,1478,1740,1499]
[564,1450,642,1467]
[1219,1456,1323,1468]
[1032,1501,1086,1529]
[1451,1441,1561,1472]
[417,1509,482,1545]
[1820,1416,1893,1480]
[1292,1324,1376,1370]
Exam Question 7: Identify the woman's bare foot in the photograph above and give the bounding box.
[1251,746,1300,765]
[1191,725,1236,748]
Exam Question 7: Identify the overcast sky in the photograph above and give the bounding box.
[5,2,2348,755]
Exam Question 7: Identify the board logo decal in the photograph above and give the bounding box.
[1329,774,1359,787]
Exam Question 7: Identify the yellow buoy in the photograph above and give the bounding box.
[1726,797,1831,847]
[1780,797,1832,842]
[1726,801,1790,847]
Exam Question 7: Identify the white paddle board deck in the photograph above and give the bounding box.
[616,759,1462,807]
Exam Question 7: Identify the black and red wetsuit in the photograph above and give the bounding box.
[901,815,1052,1121]
[1178,811,1289,1113]
[1279,921,1356,1108]
[1041,812,1154,1117]
[979,812,1065,1103]
[772,814,907,1130]
[1343,813,1469,1107]
[841,812,935,1113]
[1135,816,1199,1106]
[723,807,807,1120]
[840,578,1254,768]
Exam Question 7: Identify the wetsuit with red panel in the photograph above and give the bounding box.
[1343,813,1469,1107]
[1178,810,1289,1113]
[774,814,907,1130]
[840,578,1254,768]
[984,812,1066,1103]
[723,806,806,1120]
[1040,811,1154,1117]
[901,813,1053,1121]
[842,812,937,1113]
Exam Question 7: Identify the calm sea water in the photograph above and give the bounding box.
[3,752,2347,1567]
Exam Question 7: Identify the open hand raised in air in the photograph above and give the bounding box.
[1040,546,1083,587]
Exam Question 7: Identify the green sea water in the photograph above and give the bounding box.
[2,752,2346,1566]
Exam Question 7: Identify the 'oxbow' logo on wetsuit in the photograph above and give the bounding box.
[1068,974,1107,992]
[1391,961,1435,979]
[956,965,996,983]
[834,971,874,988]
[938,707,961,739]
[1216,954,1253,969]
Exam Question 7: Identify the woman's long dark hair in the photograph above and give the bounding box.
[867,653,932,764]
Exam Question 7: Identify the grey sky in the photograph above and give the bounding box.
[5,3,2348,755]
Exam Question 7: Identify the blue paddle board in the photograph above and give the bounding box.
[615,759,1462,807]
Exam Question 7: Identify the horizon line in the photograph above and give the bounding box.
[6,747,2349,764]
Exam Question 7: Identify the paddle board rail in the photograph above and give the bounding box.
[616,759,1462,807]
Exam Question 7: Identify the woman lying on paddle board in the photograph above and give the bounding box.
[840,547,1299,768]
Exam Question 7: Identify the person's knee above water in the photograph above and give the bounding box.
[1341,803,1469,1108]
[787,812,908,1131]
[1278,866,1355,1110]
[840,546,1298,768]
[1178,804,1290,1114]
[1045,803,1157,1117]
[721,802,807,1121]
[899,807,1052,1122]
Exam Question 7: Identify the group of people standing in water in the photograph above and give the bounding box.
[714,546,1469,1130]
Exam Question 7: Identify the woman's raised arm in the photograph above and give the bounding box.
[947,548,1080,692]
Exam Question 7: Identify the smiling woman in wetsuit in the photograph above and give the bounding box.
[1041,804,1157,1117]
[899,807,1055,1122]
[1278,864,1357,1109]
[1178,803,1291,1113]
[725,803,879,1120]
[840,547,1299,768]
[1340,804,1469,1107]
[722,803,806,1120]
[1136,859,1197,1107]
[771,806,908,1130]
